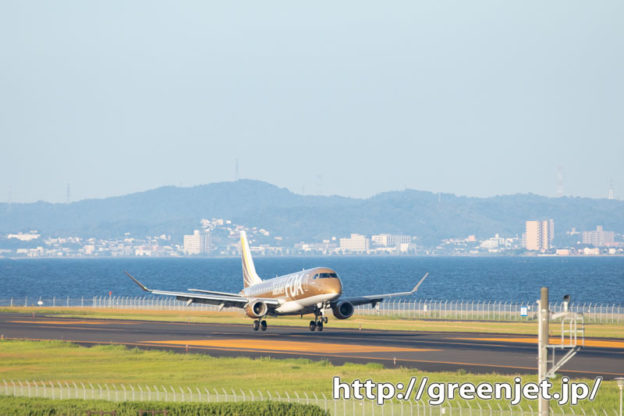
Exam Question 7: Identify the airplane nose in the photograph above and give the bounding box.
[330,278,343,295]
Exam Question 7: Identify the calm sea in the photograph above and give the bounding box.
[0,257,622,304]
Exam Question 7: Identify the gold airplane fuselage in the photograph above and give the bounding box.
[240,267,342,316]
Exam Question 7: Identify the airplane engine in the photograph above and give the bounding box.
[331,300,354,320]
[245,300,268,318]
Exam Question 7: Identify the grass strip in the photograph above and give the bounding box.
[0,339,619,412]
[0,395,328,416]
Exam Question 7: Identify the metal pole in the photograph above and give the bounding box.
[613,378,624,416]
[538,287,549,416]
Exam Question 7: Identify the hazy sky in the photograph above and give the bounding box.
[1,1,622,203]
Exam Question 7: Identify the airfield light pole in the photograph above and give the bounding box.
[538,287,549,416]
[615,377,624,416]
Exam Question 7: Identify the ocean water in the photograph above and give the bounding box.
[0,256,622,304]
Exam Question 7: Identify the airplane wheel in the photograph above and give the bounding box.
[253,320,260,331]
[260,320,267,331]
[316,321,323,331]
[323,317,328,324]
[309,320,316,331]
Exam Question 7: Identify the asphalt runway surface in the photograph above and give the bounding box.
[0,313,622,379]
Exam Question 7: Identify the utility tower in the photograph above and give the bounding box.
[556,166,564,197]
[609,179,614,200]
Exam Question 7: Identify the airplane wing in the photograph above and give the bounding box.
[336,273,429,307]
[125,272,280,308]
[187,288,243,297]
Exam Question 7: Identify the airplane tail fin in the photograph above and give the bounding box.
[240,231,262,288]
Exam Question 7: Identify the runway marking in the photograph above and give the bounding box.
[452,337,624,349]
[144,339,439,354]
[9,320,135,326]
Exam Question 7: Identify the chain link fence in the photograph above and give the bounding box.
[1,296,622,324]
[0,380,617,416]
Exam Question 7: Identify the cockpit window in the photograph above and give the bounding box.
[313,274,319,279]
[319,272,338,278]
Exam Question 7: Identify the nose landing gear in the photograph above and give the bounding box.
[309,308,328,332]
[308,319,324,331]
[253,319,268,331]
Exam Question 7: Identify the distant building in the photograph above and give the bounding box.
[583,247,600,256]
[582,226,615,247]
[525,219,554,251]
[480,234,504,250]
[7,231,40,241]
[339,234,370,252]
[371,234,411,247]
[183,230,211,255]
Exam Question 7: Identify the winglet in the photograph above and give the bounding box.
[125,271,151,293]
[410,272,430,293]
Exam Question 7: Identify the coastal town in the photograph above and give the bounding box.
[2,218,622,258]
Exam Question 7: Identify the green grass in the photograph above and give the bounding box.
[3,306,623,339]
[0,340,619,412]
[0,396,328,416]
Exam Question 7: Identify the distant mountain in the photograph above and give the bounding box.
[1,180,623,245]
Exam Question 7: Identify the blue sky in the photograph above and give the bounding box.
[1,1,622,202]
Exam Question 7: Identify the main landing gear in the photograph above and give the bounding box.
[253,319,267,331]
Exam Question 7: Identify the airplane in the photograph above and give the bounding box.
[126,231,429,332]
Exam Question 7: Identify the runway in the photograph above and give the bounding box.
[1,313,622,379]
